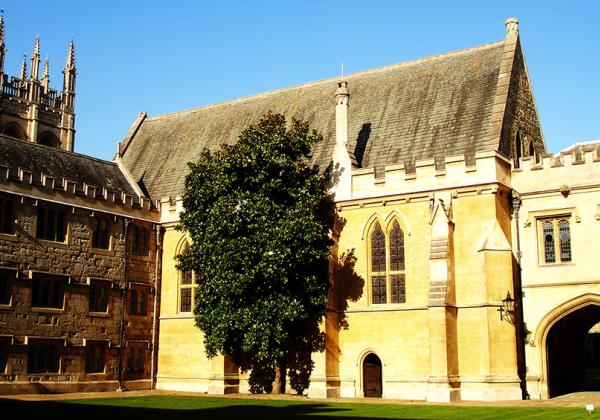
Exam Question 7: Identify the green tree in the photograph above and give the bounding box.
[177,112,333,394]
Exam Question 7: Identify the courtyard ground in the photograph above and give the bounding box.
[2,390,600,419]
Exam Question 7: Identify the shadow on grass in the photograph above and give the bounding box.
[0,399,420,420]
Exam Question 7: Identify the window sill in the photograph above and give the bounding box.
[89,311,110,318]
[537,262,576,267]
[38,239,69,249]
[30,307,65,314]
[0,232,18,241]
[25,372,62,376]
[91,247,116,256]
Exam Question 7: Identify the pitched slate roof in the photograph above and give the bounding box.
[120,40,506,200]
[0,135,137,196]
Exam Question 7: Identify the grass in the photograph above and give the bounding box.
[0,394,593,419]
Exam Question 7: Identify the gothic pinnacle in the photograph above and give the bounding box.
[65,40,76,70]
[42,56,50,90]
[30,36,40,80]
[33,36,40,58]
[19,54,27,80]
[0,13,5,48]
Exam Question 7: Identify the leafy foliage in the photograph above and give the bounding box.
[177,112,333,393]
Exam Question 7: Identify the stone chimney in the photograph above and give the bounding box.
[331,81,352,201]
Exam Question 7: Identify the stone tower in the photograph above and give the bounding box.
[0,15,77,151]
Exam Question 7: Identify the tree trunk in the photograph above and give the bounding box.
[272,365,285,394]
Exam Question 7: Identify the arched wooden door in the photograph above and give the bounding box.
[363,353,382,397]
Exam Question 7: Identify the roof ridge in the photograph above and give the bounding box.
[0,134,119,167]
[146,39,505,122]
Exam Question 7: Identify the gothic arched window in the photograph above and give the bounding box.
[369,220,406,305]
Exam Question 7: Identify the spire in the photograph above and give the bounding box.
[41,56,49,91]
[30,36,40,80]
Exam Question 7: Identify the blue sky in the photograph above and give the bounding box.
[2,0,599,160]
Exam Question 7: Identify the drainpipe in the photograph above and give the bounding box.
[511,190,528,399]
[150,224,163,389]
[117,217,131,392]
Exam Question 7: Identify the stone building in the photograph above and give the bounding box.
[0,16,160,394]
[511,141,600,399]
[1,15,599,401]
[115,18,551,401]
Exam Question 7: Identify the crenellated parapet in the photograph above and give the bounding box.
[157,195,184,224]
[0,163,159,219]
[348,151,512,201]
[511,143,600,193]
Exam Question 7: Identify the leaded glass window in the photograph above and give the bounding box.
[540,217,572,264]
[179,242,197,313]
[543,221,555,263]
[371,223,386,273]
[390,274,405,304]
[372,276,386,304]
[389,221,404,271]
[559,219,571,262]
[369,219,407,305]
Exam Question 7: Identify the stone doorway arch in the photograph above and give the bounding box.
[536,294,600,398]
[362,353,382,398]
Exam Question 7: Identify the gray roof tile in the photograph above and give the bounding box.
[121,41,505,199]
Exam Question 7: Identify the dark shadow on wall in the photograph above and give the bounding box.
[332,248,365,331]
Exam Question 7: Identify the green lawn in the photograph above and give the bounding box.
[0,395,593,419]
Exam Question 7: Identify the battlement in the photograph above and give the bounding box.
[0,163,160,218]
[349,150,512,200]
[511,143,600,192]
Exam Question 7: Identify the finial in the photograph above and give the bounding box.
[65,39,76,70]
[505,17,519,34]
[19,54,27,80]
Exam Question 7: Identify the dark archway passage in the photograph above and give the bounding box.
[547,304,600,397]
[363,353,382,397]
